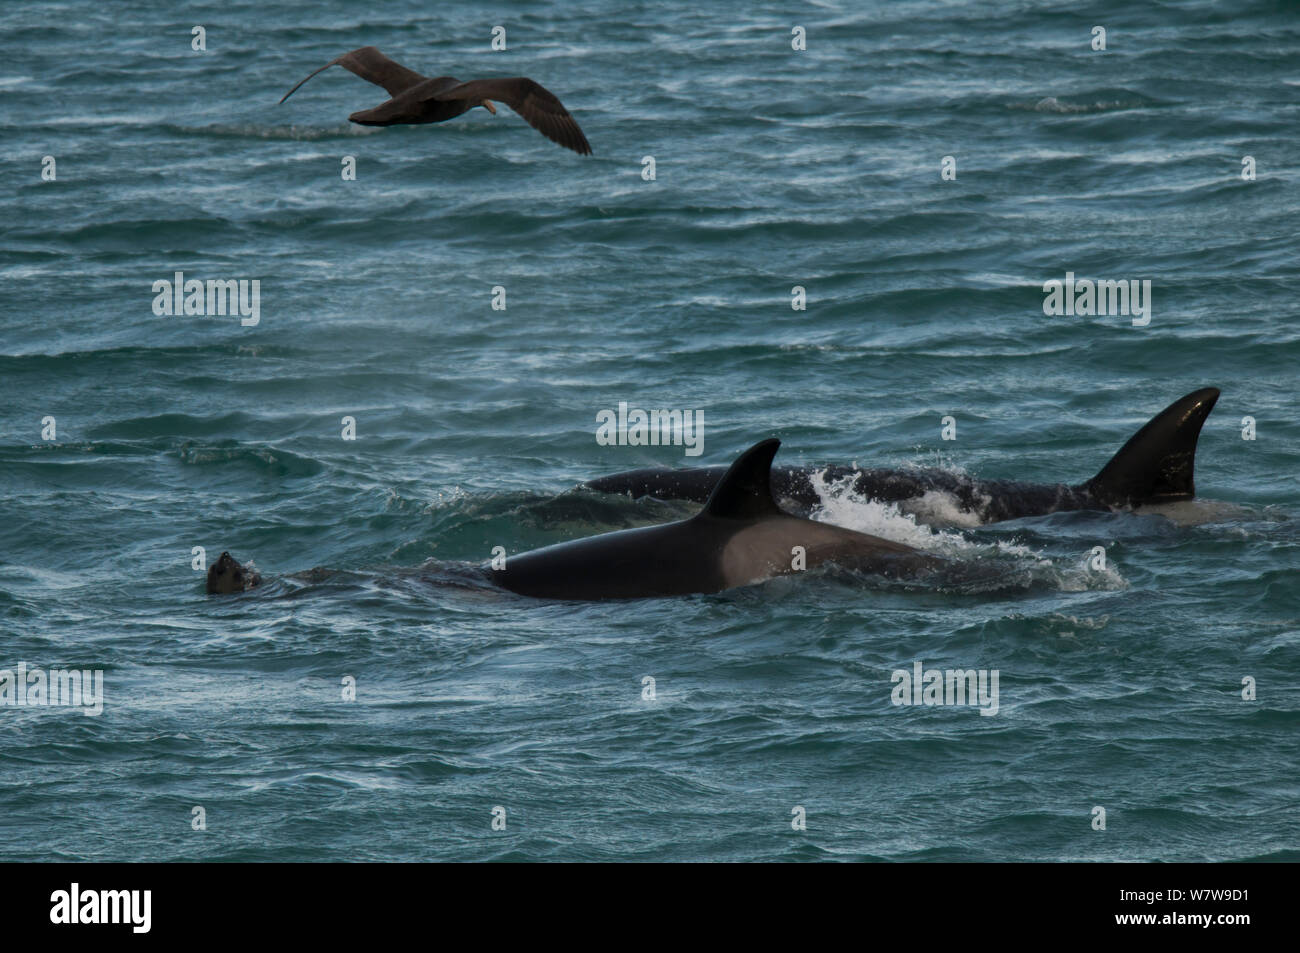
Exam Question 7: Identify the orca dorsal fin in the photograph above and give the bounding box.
[1085,387,1220,506]
[700,438,784,519]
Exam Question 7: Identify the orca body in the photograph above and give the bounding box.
[583,388,1221,525]
[493,439,943,600]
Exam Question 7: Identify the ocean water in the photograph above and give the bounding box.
[1,0,1298,862]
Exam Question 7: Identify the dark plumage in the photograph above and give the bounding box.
[279,46,592,155]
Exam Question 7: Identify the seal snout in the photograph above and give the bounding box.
[206,550,262,595]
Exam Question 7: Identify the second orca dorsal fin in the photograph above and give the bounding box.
[700,438,784,519]
[1084,387,1220,506]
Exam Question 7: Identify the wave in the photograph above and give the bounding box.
[175,442,325,478]
[1009,90,1169,114]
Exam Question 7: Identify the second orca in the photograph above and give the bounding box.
[582,387,1220,526]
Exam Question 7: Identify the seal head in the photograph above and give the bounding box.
[206,551,261,595]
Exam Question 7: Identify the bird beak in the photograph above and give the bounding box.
[483,100,497,115]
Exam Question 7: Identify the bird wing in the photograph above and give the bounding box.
[280,47,427,104]
[430,78,592,155]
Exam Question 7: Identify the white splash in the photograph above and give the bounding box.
[802,469,1129,592]
[805,468,1030,558]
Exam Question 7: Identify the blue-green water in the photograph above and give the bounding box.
[2,0,1297,861]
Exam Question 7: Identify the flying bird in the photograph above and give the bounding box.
[278,46,592,155]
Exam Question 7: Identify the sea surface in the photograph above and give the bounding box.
[1,0,1297,861]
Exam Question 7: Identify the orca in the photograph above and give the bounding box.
[493,439,944,599]
[582,387,1221,526]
